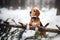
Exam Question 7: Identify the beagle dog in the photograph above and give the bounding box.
[29,8,46,37]
[29,8,40,29]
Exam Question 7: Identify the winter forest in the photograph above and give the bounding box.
[0,0,60,40]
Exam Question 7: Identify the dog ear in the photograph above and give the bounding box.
[36,10,40,16]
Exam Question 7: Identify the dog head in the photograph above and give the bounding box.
[30,7,40,17]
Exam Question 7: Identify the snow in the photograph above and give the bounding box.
[0,7,31,24]
[40,7,57,29]
[21,30,35,40]
[0,7,60,40]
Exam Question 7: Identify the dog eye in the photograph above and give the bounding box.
[34,10,35,12]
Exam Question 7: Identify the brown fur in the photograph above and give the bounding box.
[29,8,46,37]
[29,17,40,28]
[30,8,40,17]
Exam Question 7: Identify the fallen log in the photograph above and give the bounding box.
[0,24,60,34]
[0,24,26,30]
[46,28,60,33]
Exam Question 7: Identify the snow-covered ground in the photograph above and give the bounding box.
[0,7,60,40]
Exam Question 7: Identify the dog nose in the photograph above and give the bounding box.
[30,11,32,13]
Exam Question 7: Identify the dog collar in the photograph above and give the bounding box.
[31,17,39,20]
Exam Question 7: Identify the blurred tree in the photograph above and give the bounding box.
[20,0,26,9]
[30,0,35,8]
[3,0,10,8]
[0,0,9,8]
[0,0,3,8]
[39,0,42,9]
[9,0,19,9]
[55,0,60,15]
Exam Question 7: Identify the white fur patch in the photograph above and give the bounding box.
[33,7,40,11]
[32,22,37,27]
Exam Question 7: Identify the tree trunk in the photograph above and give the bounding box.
[46,28,60,33]
[56,9,60,15]
[20,0,26,9]
[0,24,60,34]
[55,0,60,15]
